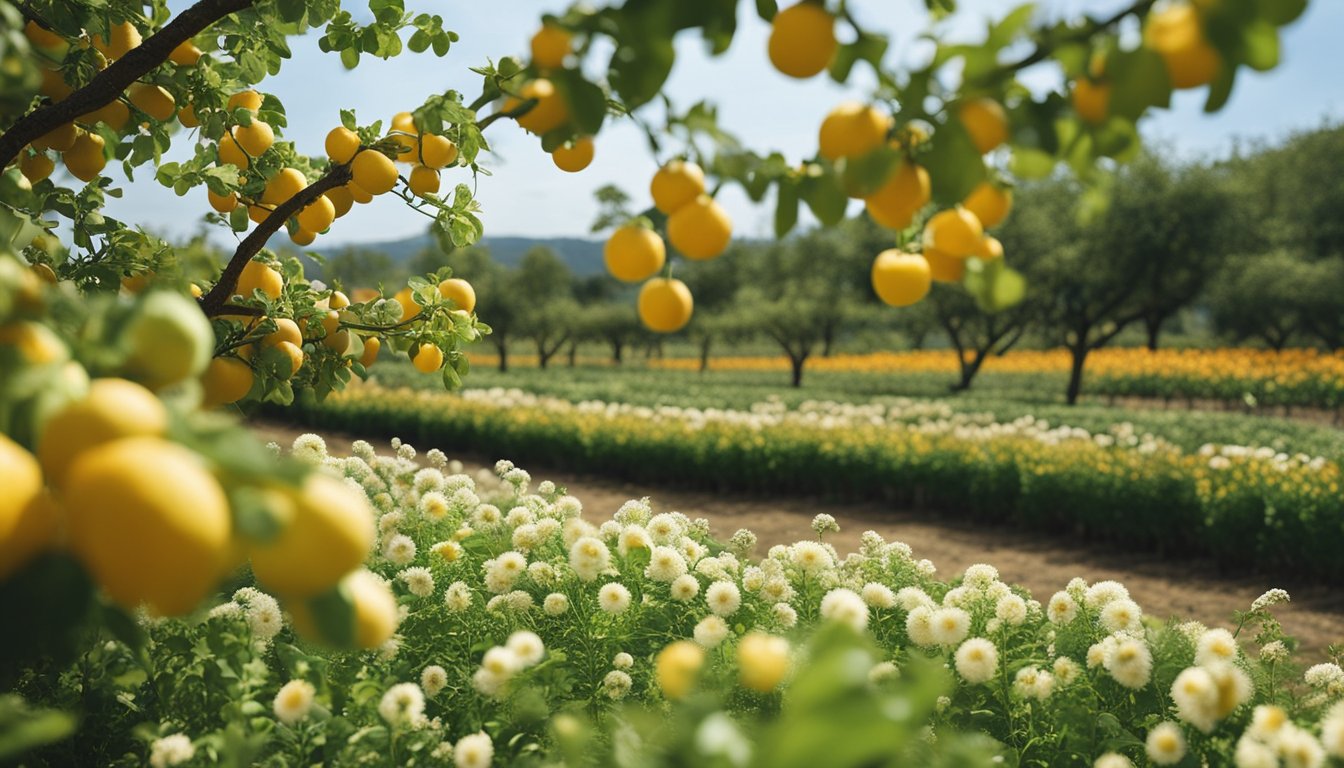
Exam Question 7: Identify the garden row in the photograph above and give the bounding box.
[284,385,1344,580]
[16,433,1342,767]
[649,348,1344,411]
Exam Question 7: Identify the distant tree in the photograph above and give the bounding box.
[1229,124,1344,260]
[1208,251,1319,350]
[929,284,1029,391]
[574,302,642,364]
[445,247,520,371]
[590,184,635,233]
[323,247,403,291]
[513,247,576,370]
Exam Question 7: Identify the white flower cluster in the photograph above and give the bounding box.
[473,631,546,699]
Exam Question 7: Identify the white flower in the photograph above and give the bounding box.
[1171,667,1218,733]
[273,679,316,726]
[705,581,742,617]
[598,582,632,614]
[811,513,840,535]
[454,731,494,768]
[1048,591,1078,624]
[772,603,797,628]
[1277,725,1326,768]
[444,581,473,612]
[820,588,869,632]
[741,566,766,592]
[398,567,436,598]
[291,433,328,464]
[1053,656,1081,686]
[613,652,634,670]
[482,647,521,679]
[419,490,450,520]
[995,594,1027,626]
[861,582,896,609]
[432,540,464,563]
[1235,735,1279,768]
[929,607,971,647]
[1247,704,1290,744]
[1260,640,1289,664]
[670,574,700,602]
[1196,628,1239,666]
[954,638,998,685]
[506,589,535,613]
[544,593,570,616]
[694,615,730,648]
[1084,580,1130,609]
[603,670,633,700]
[245,593,283,642]
[149,733,195,768]
[963,563,999,588]
[618,524,652,556]
[1251,588,1291,611]
[1306,663,1344,688]
[647,512,683,542]
[896,587,934,612]
[1321,702,1344,757]
[421,665,448,698]
[791,541,833,575]
[906,606,935,647]
[645,546,688,583]
[384,534,417,565]
[869,661,899,683]
[1099,599,1142,634]
[569,536,611,582]
[1105,637,1153,690]
[1013,666,1054,700]
[506,631,545,666]
[378,683,426,728]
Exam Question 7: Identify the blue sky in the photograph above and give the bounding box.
[103,0,1344,247]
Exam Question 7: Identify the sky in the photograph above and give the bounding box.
[101,0,1344,247]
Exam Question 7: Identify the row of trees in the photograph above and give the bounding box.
[324,123,1343,403]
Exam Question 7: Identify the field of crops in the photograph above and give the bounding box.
[463,348,1344,411]
[285,381,1344,580]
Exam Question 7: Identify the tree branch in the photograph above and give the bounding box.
[0,0,256,168]
[972,0,1159,85]
[476,98,537,132]
[199,163,352,316]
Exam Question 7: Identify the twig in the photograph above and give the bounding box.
[199,163,352,316]
[0,0,256,168]
[475,98,537,131]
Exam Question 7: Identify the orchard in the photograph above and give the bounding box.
[0,0,1336,765]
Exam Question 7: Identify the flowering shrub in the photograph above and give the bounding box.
[288,385,1344,579]
[8,435,1344,766]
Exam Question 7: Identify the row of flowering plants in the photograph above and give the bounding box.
[284,385,1344,580]
[642,348,1344,411]
[7,434,1343,766]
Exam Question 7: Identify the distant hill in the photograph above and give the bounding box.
[308,233,607,276]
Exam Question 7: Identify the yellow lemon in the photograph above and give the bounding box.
[1145,4,1221,89]
[923,206,985,256]
[819,102,889,161]
[64,436,230,616]
[604,225,666,283]
[924,247,966,283]
[201,357,254,408]
[638,278,694,333]
[864,162,931,230]
[38,378,168,487]
[650,159,706,214]
[351,150,399,196]
[768,2,837,79]
[235,260,284,300]
[326,126,361,164]
[408,165,441,197]
[249,474,375,597]
[412,344,444,373]
[418,134,458,169]
[962,182,1012,229]
[514,79,569,135]
[667,195,732,260]
[437,278,476,313]
[0,435,58,580]
[62,133,107,182]
[958,98,1009,154]
[871,249,932,307]
[531,24,572,69]
[234,119,275,157]
[1072,78,1111,124]
[552,137,594,173]
[128,83,175,122]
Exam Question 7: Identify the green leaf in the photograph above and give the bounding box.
[552,71,607,135]
[610,36,675,110]
[774,178,799,239]
[755,0,777,21]
[923,118,986,205]
[1257,0,1306,25]
[1239,19,1279,71]
[0,699,77,761]
[840,146,900,199]
[1107,47,1171,121]
[1204,65,1237,113]
[339,47,359,69]
[799,165,848,226]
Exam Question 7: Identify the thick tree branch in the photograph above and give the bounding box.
[200,164,352,316]
[476,98,537,131]
[0,0,255,167]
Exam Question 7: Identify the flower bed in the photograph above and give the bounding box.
[286,386,1344,580]
[10,435,1343,767]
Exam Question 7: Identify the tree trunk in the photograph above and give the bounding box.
[611,339,623,365]
[699,337,712,373]
[1066,342,1089,406]
[537,340,551,369]
[496,337,509,372]
[1145,317,1163,351]
[789,354,807,388]
[567,342,577,368]
[821,324,835,357]
[952,351,986,392]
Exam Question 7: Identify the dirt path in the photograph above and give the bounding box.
[252,421,1344,659]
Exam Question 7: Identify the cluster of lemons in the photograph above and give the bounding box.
[0,262,394,649]
[15,20,202,185]
[393,276,477,375]
[602,159,733,333]
[506,24,596,174]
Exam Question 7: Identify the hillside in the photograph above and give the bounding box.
[309,233,608,276]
